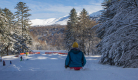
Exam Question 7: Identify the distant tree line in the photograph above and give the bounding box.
[30,25,66,50]
[0,2,32,57]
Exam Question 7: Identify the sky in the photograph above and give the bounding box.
[0,0,104,20]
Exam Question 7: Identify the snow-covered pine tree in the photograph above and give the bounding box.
[0,8,8,56]
[99,0,113,23]
[65,8,78,50]
[14,2,32,53]
[2,8,14,27]
[95,0,138,68]
[0,8,13,56]
[2,8,15,55]
[78,8,90,54]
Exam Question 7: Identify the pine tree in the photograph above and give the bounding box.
[14,2,32,53]
[78,8,90,54]
[95,0,138,67]
[2,8,14,26]
[97,0,116,40]
[99,0,113,23]
[65,8,78,50]
[0,8,13,56]
[2,8,15,55]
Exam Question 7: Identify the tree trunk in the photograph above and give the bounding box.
[6,45,9,55]
[82,30,86,55]
[134,0,138,6]
[88,37,91,55]
[22,12,23,52]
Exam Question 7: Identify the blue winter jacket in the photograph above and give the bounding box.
[65,48,86,67]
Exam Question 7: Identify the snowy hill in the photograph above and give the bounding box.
[0,50,138,80]
[30,11,102,26]
[30,15,69,26]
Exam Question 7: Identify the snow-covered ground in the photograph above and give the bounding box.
[0,50,138,80]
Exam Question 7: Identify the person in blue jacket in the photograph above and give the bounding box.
[65,42,86,70]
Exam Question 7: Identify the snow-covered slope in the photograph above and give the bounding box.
[30,18,56,26]
[30,16,69,26]
[0,50,138,80]
[30,11,102,26]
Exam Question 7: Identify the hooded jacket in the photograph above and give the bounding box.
[65,48,86,67]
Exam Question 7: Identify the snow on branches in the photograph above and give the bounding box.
[96,0,138,68]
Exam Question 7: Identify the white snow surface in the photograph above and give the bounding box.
[30,16,69,26]
[0,50,138,80]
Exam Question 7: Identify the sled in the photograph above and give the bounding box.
[45,52,67,55]
[70,67,82,70]
[15,55,19,57]
[29,52,35,54]
[53,52,58,53]
[20,53,25,55]
[35,52,40,54]
[58,53,68,55]
[29,52,40,54]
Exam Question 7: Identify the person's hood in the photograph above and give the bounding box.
[70,48,81,54]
